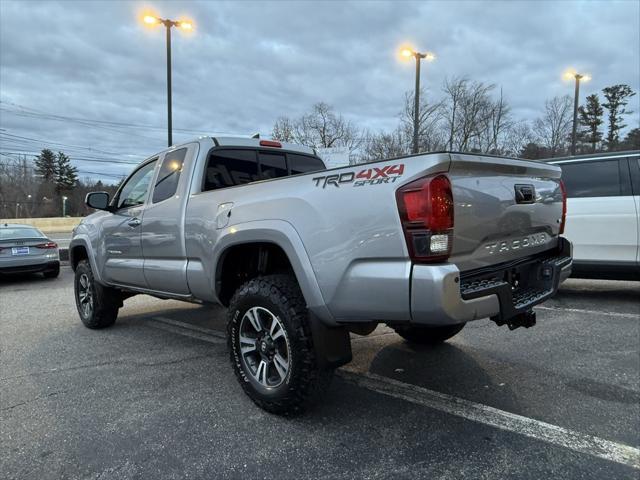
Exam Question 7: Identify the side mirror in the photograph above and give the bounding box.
[86,191,111,211]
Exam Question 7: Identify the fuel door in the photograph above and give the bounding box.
[216,202,233,229]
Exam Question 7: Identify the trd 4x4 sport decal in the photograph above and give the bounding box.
[312,164,405,188]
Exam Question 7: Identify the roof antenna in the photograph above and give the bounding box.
[251,133,260,139]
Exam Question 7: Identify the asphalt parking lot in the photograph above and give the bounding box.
[1,267,638,479]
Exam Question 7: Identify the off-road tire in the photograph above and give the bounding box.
[227,274,333,415]
[74,260,120,329]
[43,264,60,278]
[393,323,466,345]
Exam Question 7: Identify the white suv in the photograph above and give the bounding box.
[550,151,640,280]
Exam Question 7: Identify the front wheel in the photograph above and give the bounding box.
[393,323,466,345]
[227,274,333,415]
[74,260,120,329]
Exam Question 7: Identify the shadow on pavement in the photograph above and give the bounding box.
[365,340,522,413]
[0,271,56,286]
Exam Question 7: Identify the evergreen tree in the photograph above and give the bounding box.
[577,94,604,153]
[55,151,78,193]
[602,84,636,150]
[33,148,57,181]
[618,128,640,151]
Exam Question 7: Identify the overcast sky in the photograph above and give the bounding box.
[1,0,639,183]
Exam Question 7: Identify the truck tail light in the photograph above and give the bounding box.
[559,179,567,235]
[35,242,58,249]
[396,174,454,262]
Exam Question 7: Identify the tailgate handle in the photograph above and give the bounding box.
[514,184,535,204]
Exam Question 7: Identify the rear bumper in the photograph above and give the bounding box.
[0,260,60,275]
[410,238,572,326]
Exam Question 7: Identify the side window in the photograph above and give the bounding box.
[117,160,157,209]
[203,149,259,191]
[288,154,325,175]
[259,151,287,179]
[560,160,621,198]
[152,148,187,203]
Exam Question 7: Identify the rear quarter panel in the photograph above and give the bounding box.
[186,153,451,322]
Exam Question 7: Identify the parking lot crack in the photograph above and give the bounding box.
[0,354,215,381]
[2,389,68,411]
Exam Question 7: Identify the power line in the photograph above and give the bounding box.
[0,131,146,158]
[0,101,247,137]
[0,159,126,178]
[0,151,140,165]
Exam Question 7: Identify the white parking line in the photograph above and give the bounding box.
[536,305,639,319]
[147,315,640,470]
[338,370,640,469]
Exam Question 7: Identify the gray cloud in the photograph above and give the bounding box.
[1,0,638,182]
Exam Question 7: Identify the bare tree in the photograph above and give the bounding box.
[358,128,408,163]
[480,88,513,154]
[272,103,362,154]
[441,77,496,152]
[271,116,295,143]
[533,95,573,157]
[503,121,534,157]
[399,90,445,153]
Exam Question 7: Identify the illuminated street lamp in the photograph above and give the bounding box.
[62,196,68,217]
[142,14,194,147]
[400,47,436,154]
[564,70,591,155]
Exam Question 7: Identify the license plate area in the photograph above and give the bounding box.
[12,246,30,256]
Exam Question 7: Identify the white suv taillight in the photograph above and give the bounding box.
[396,173,454,262]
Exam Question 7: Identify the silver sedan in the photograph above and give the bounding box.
[0,223,60,278]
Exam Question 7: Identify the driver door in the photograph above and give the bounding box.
[100,159,158,288]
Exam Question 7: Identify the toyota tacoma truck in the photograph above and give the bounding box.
[70,137,572,414]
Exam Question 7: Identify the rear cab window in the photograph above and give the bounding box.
[259,152,287,180]
[288,153,325,174]
[203,148,325,192]
[204,149,260,191]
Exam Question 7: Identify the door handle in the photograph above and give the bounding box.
[127,218,141,228]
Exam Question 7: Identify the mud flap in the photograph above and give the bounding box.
[309,313,352,370]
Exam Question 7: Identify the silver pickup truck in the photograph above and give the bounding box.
[70,137,572,414]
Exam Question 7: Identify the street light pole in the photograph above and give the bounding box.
[165,21,173,147]
[570,74,583,156]
[400,48,435,154]
[412,55,421,155]
[62,196,67,217]
[142,15,193,148]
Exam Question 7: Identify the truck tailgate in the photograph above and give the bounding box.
[447,153,563,272]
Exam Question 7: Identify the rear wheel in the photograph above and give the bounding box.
[227,274,332,415]
[393,323,466,345]
[74,260,120,329]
